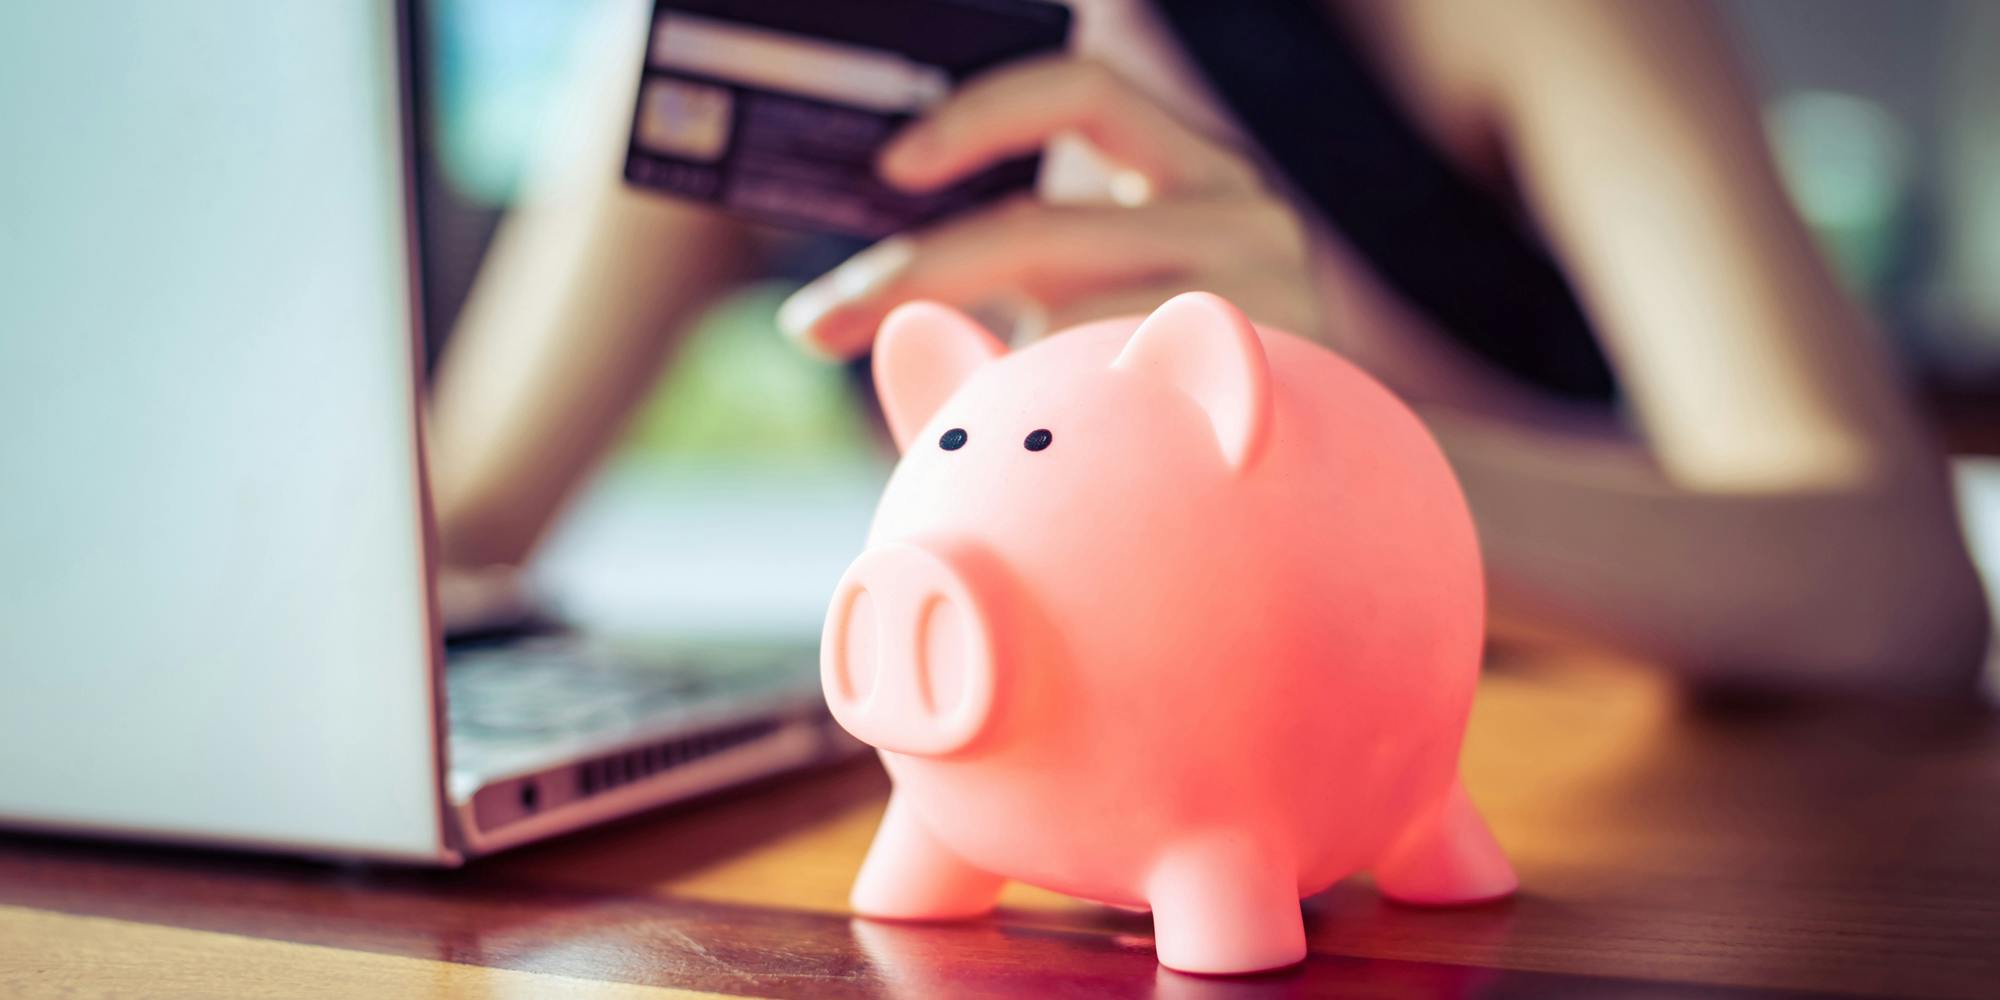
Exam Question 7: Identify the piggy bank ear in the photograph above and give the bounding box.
[1112,292,1272,471]
[873,302,1007,452]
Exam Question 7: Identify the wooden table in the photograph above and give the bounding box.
[4,651,1996,998]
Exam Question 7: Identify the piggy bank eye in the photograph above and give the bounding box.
[939,428,968,451]
[1023,428,1053,452]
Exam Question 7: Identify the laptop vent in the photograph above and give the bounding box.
[574,719,781,798]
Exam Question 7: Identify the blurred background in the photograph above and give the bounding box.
[407,0,2000,645]
[406,0,2000,648]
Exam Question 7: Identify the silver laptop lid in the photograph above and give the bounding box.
[0,1,451,861]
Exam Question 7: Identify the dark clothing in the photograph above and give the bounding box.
[1153,0,1619,403]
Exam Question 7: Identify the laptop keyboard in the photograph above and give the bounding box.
[445,634,817,746]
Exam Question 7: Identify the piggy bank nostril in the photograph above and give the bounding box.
[918,595,970,716]
[822,541,997,757]
[839,587,881,704]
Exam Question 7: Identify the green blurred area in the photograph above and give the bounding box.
[616,282,884,468]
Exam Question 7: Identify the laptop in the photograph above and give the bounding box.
[0,1,859,863]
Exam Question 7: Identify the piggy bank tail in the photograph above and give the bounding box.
[1371,780,1517,906]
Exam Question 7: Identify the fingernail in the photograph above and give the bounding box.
[777,237,915,353]
[1108,168,1155,207]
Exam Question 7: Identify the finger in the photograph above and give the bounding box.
[780,199,1247,359]
[1040,284,1207,336]
[1045,267,1322,342]
[878,56,1260,198]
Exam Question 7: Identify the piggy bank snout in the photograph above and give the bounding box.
[821,541,997,757]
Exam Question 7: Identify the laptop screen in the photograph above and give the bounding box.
[0,1,451,861]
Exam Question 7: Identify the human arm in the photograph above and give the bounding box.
[1346,0,1986,691]
[426,0,757,569]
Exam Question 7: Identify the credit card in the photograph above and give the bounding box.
[624,0,1072,240]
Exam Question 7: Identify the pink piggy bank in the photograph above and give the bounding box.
[820,292,1516,974]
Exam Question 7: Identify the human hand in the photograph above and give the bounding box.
[776,56,1319,357]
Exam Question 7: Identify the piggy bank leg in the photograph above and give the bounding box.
[850,792,1005,921]
[1147,835,1306,974]
[1372,780,1517,906]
